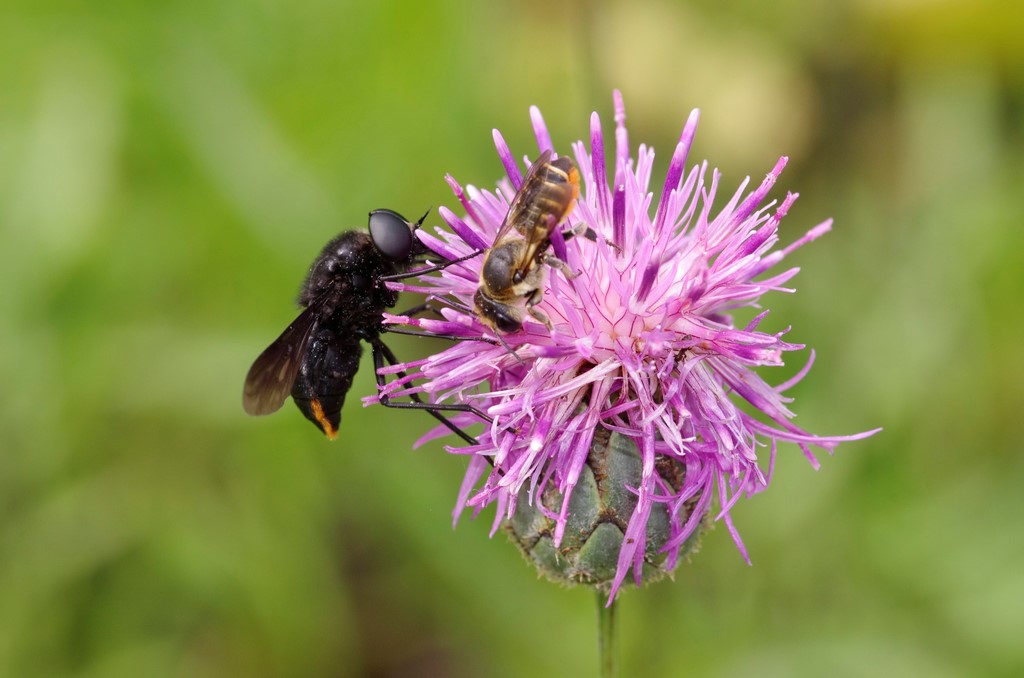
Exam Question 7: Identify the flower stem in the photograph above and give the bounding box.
[597,591,617,678]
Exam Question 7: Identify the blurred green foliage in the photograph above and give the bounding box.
[2,0,1022,676]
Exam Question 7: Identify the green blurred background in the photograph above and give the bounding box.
[2,0,1022,676]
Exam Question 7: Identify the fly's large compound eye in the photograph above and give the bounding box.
[368,209,414,262]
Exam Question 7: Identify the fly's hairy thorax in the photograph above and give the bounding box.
[300,231,402,337]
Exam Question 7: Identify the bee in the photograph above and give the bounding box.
[474,149,583,333]
[243,209,482,441]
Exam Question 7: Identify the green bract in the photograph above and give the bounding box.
[506,428,705,592]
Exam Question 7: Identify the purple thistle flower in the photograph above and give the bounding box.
[370,91,880,602]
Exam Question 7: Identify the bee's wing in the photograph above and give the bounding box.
[242,303,321,416]
[492,149,554,246]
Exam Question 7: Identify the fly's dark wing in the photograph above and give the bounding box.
[291,327,363,439]
[242,304,320,416]
[493,149,554,245]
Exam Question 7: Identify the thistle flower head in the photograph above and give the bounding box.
[373,91,879,602]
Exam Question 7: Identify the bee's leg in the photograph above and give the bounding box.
[526,306,553,330]
[524,289,554,331]
[545,226,619,279]
[539,252,577,280]
[562,222,620,252]
[562,221,598,242]
[371,338,491,445]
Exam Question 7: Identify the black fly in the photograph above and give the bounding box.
[243,209,485,442]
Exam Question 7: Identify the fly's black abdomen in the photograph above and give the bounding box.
[291,327,363,439]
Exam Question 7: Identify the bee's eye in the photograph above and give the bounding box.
[368,209,414,261]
